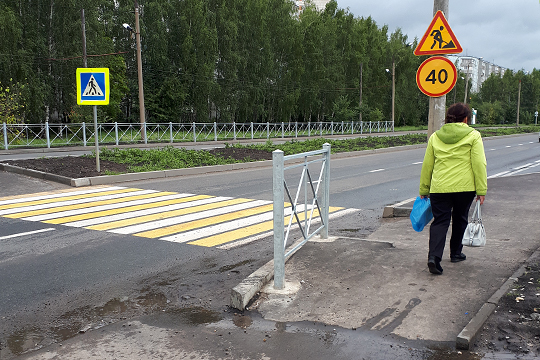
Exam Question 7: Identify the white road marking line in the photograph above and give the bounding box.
[0,228,56,240]
[506,146,511,148]
[518,144,524,146]
[412,161,423,165]
[487,171,510,179]
[0,186,126,206]
[369,169,385,173]
[0,190,158,216]
[63,196,226,228]
[505,163,540,177]
[21,193,185,222]
[513,163,533,170]
[217,208,360,249]
[529,142,535,144]
[489,149,496,151]
[110,200,271,235]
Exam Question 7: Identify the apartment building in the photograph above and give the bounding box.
[447,55,507,93]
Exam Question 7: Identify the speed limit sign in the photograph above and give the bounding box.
[416,56,457,97]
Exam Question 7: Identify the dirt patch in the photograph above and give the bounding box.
[1,147,272,179]
[472,251,540,357]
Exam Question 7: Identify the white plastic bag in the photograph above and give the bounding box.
[462,201,486,247]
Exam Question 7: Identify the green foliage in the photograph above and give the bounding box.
[478,126,540,137]
[97,146,236,172]
[0,79,25,124]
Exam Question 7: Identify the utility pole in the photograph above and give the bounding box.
[391,57,395,127]
[463,66,469,104]
[516,80,521,126]
[134,0,146,141]
[359,63,363,122]
[427,0,448,139]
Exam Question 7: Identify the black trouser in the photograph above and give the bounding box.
[428,192,476,260]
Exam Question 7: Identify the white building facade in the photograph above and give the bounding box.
[447,55,507,93]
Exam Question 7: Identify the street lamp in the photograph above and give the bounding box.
[123,0,146,142]
[386,43,413,129]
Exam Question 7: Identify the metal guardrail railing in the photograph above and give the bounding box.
[2,121,394,150]
[272,143,330,290]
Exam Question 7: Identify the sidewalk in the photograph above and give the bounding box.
[251,173,540,349]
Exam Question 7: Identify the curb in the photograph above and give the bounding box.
[382,197,416,218]
[455,247,540,350]
[230,236,315,311]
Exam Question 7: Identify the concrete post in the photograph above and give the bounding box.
[115,122,119,145]
[82,122,86,147]
[321,143,331,239]
[3,123,7,150]
[273,149,285,289]
[45,122,50,148]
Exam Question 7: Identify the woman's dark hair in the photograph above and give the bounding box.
[445,103,471,124]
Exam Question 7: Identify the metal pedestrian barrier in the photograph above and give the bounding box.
[272,143,330,290]
[2,121,394,150]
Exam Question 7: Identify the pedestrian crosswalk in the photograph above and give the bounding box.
[0,186,354,248]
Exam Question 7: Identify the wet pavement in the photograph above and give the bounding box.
[2,173,540,359]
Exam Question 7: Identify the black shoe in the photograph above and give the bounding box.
[450,253,467,263]
[428,256,443,275]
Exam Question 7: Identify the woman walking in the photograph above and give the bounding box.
[419,103,487,275]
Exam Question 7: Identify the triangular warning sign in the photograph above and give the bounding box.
[83,75,104,97]
[414,10,462,56]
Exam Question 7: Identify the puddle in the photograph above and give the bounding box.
[232,313,253,328]
[219,259,255,273]
[96,297,130,316]
[137,292,169,307]
[5,328,44,356]
[166,306,222,325]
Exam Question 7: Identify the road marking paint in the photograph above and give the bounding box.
[1,190,161,217]
[489,149,496,151]
[0,187,136,211]
[487,171,510,179]
[369,169,385,173]
[217,208,359,249]
[134,203,274,238]
[90,198,255,231]
[0,186,125,206]
[412,161,423,165]
[110,199,270,235]
[61,195,220,228]
[42,194,208,225]
[0,228,55,240]
[506,146,511,148]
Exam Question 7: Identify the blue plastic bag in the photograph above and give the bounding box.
[410,196,433,232]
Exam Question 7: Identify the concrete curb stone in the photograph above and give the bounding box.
[456,247,540,350]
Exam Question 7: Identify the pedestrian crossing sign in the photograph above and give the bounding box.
[76,68,110,105]
[414,10,462,56]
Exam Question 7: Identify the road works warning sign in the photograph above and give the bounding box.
[414,11,462,56]
[76,68,110,105]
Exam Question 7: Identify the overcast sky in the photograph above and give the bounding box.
[335,0,540,72]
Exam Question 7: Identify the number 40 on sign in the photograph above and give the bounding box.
[416,56,457,97]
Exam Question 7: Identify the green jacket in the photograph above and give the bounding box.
[419,122,487,196]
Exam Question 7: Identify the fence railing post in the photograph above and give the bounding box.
[319,122,322,136]
[193,122,196,143]
[341,121,344,135]
[250,122,254,140]
[321,143,331,239]
[281,122,284,138]
[267,122,270,139]
[378,121,380,132]
[45,121,50,148]
[331,121,334,136]
[308,121,311,137]
[233,121,236,140]
[82,122,87,147]
[360,121,363,135]
[273,149,285,290]
[169,122,173,143]
[214,122,217,141]
[351,121,354,135]
[143,122,147,144]
[3,123,7,150]
[295,122,298,138]
[115,122,119,146]
[369,121,372,134]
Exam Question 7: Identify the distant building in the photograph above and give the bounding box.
[295,0,330,12]
[447,55,507,93]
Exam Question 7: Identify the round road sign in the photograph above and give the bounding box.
[416,56,457,97]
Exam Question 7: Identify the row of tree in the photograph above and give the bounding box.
[0,0,538,126]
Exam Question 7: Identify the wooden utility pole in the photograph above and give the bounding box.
[517,80,521,125]
[359,63,363,122]
[135,0,146,141]
[427,0,448,139]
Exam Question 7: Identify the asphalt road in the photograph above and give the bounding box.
[0,133,539,359]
